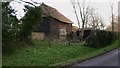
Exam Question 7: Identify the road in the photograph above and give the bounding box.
[74,48,119,66]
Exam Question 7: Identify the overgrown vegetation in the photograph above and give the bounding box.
[2,2,19,54]
[19,5,42,41]
[2,39,119,66]
[84,30,118,48]
[2,2,43,55]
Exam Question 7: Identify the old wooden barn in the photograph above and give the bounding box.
[33,3,73,40]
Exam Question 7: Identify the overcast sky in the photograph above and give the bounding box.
[10,0,119,27]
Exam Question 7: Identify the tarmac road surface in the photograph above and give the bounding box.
[74,48,119,66]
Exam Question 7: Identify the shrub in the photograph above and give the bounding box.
[84,30,118,48]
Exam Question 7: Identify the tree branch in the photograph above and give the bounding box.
[71,0,80,28]
[30,0,41,5]
[19,0,36,7]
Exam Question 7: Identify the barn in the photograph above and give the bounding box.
[33,3,73,40]
[76,28,95,40]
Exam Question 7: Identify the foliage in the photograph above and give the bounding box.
[19,5,43,41]
[2,2,19,53]
[84,30,118,48]
[2,2,43,55]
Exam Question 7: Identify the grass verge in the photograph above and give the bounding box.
[52,40,119,66]
[2,40,119,66]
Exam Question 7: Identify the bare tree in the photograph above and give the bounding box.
[71,0,81,40]
[106,16,118,32]
[88,9,103,30]
[118,15,120,32]
[71,0,93,41]
[110,3,115,32]
[100,22,106,30]
[71,0,80,29]
[89,11,98,29]
[77,0,94,41]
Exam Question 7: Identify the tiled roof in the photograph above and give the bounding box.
[41,3,72,24]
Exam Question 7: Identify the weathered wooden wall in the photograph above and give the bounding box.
[50,18,59,39]
[33,17,72,40]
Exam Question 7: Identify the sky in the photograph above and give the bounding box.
[10,0,119,28]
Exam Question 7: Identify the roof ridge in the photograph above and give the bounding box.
[41,3,72,24]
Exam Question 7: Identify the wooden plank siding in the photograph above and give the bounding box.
[50,17,59,39]
[34,17,72,40]
[33,3,73,40]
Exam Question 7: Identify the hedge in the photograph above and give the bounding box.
[84,30,118,48]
